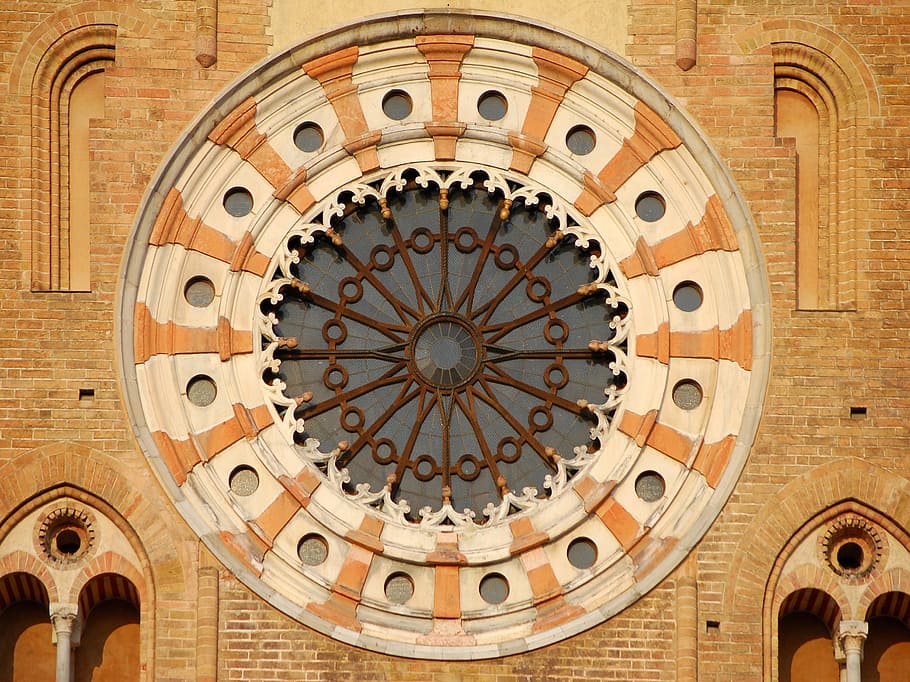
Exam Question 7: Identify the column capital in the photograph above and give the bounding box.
[838,620,869,641]
[49,602,78,624]
[49,602,80,638]
[838,620,868,658]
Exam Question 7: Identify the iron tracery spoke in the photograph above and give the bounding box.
[471,233,563,326]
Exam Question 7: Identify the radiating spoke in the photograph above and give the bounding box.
[338,378,421,468]
[481,363,587,417]
[473,375,554,465]
[304,290,410,341]
[458,388,507,495]
[339,244,422,325]
[481,290,586,344]
[298,362,409,420]
[385,214,436,314]
[471,236,556,325]
[390,387,438,498]
[452,202,504,314]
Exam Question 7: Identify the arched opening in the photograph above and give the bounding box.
[0,572,54,682]
[65,68,107,292]
[74,573,140,682]
[775,86,822,311]
[778,589,840,682]
[863,592,910,682]
[28,25,115,291]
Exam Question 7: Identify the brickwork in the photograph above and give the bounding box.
[0,1,908,679]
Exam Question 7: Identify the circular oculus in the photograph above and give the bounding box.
[119,13,769,659]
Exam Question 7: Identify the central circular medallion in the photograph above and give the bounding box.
[410,314,482,389]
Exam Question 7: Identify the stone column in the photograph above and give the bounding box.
[675,555,698,682]
[196,0,218,68]
[50,603,80,682]
[838,620,868,682]
[197,565,220,682]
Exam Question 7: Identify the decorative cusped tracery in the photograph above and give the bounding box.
[259,164,629,527]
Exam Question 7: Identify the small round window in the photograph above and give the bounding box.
[673,281,703,312]
[477,91,508,121]
[566,125,596,155]
[223,187,254,217]
[293,122,324,152]
[635,191,666,222]
[382,90,412,120]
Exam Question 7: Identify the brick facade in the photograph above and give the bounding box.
[1,1,909,680]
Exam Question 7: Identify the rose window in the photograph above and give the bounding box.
[120,13,769,659]
[261,167,629,524]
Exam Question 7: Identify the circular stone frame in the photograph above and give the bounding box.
[118,12,769,659]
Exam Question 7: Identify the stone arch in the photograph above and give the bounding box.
[779,587,842,636]
[736,19,879,311]
[859,571,910,623]
[774,567,850,628]
[724,458,910,680]
[9,0,155,95]
[75,571,142,682]
[735,18,879,118]
[8,2,156,290]
[726,459,910,619]
[69,553,146,608]
[0,442,194,682]
[0,552,58,604]
[0,570,55,682]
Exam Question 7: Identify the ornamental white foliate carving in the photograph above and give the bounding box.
[258,163,630,530]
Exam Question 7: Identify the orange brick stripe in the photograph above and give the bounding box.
[252,490,301,547]
[510,47,588,174]
[307,544,374,631]
[692,435,736,488]
[149,187,270,275]
[345,515,385,554]
[133,302,253,364]
[593,497,641,551]
[303,46,379,173]
[273,166,316,214]
[629,534,679,581]
[151,403,273,485]
[572,475,641,550]
[278,468,322,507]
[433,564,461,619]
[208,96,294,189]
[598,102,683,194]
[509,516,549,555]
[427,531,467,566]
[416,35,474,121]
[619,410,697,465]
[621,194,739,278]
[636,310,753,370]
[520,547,562,604]
[416,35,474,161]
[531,596,587,633]
[427,532,465,619]
[219,530,266,577]
[574,101,682,216]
